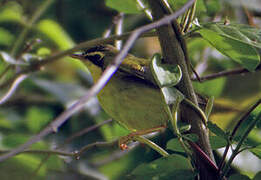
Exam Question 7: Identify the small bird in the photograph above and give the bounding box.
[71,45,169,144]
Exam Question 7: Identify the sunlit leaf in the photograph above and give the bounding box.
[250,144,261,159]
[151,53,182,87]
[161,87,184,106]
[199,27,260,71]
[37,19,74,50]
[0,2,23,23]
[168,0,206,14]
[105,0,141,14]
[197,22,261,71]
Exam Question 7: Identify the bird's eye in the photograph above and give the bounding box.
[86,54,102,62]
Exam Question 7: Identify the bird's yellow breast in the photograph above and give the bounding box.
[86,61,169,132]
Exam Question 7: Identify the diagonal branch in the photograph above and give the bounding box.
[0,0,195,162]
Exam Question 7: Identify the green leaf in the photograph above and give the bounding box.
[0,1,23,23]
[2,134,46,149]
[105,0,141,14]
[198,23,261,71]
[167,138,184,152]
[234,106,261,142]
[207,121,228,139]
[203,0,221,16]
[37,19,74,50]
[193,78,226,97]
[250,144,261,159]
[129,155,197,180]
[167,134,198,153]
[150,53,182,88]
[0,154,46,178]
[199,28,259,71]
[209,136,227,149]
[179,122,191,133]
[26,107,54,133]
[228,173,251,180]
[183,133,199,142]
[161,87,184,107]
[168,0,206,14]
[0,28,14,46]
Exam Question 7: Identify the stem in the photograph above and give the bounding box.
[221,112,261,177]
[219,99,261,175]
[148,0,216,179]
[205,96,214,119]
[0,0,196,162]
[134,136,169,157]
[136,0,153,20]
[183,0,197,33]
[183,98,208,125]
[191,65,261,82]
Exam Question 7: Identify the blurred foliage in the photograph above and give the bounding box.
[0,0,260,179]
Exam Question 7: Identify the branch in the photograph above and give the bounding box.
[218,99,261,173]
[61,119,113,147]
[192,65,261,82]
[0,31,157,89]
[0,0,195,162]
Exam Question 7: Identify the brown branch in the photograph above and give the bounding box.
[148,0,218,179]
[192,65,261,82]
[61,119,113,147]
[0,0,195,162]
[0,31,157,89]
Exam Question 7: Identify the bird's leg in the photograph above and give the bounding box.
[119,126,166,150]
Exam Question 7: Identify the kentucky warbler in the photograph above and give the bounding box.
[71,45,169,134]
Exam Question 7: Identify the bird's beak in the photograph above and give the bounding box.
[70,53,85,60]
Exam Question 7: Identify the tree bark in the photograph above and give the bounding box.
[148,1,217,179]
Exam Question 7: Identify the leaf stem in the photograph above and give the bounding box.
[219,99,261,177]
[134,136,169,157]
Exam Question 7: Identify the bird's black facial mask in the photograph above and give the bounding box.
[82,46,107,68]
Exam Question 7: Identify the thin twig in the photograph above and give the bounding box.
[62,119,113,147]
[221,111,261,178]
[0,149,73,157]
[218,99,261,172]
[136,0,153,20]
[32,119,113,176]
[75,140,118,158]
[92,142,139,167]
[0,0,195,162]
[0,31,157,89]
[192,65,261,82]
[0,74,29,105]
